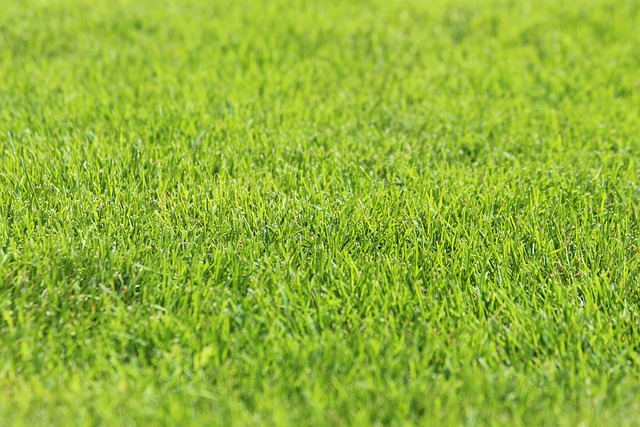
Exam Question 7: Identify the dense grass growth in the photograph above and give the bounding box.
[1,0,640,424]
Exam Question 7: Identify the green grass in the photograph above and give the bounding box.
[1,0,640,425]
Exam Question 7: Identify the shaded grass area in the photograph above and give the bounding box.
[1,0,640,424]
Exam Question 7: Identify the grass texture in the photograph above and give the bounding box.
[1,0,640,425]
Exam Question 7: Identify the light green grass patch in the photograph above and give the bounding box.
[1,0,640,425]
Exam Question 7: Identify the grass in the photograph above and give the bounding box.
[1,0,640,425]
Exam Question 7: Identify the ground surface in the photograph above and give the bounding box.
[1,0,640,425]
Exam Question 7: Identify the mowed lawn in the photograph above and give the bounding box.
[1,0,640,425]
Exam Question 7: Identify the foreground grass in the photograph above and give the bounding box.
[1,0,640,425]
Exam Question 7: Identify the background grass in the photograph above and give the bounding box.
[1,0,640,425]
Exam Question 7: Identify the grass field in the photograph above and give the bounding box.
[1,0,640,425]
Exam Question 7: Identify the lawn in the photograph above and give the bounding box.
[1,0,640,425]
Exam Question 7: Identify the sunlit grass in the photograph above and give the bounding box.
[1,0,640,425]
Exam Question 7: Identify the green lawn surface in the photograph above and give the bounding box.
[1,0,640,425]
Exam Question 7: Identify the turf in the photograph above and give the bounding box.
[1,0,640,425]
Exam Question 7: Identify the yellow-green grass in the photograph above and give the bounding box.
[1,0,640,425]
